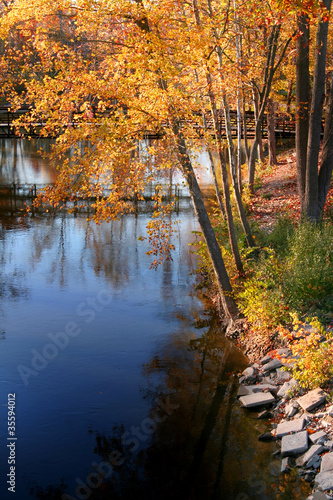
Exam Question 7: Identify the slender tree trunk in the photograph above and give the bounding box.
[134,0,239,321]
[267,98,277,166]
[201,109,226,219]
[236,99,243,192]
[286,79,294,116]
[206,76,244,275]
[248,123,260,191]
[318,72,333,214]
[192,0,244,275]
[208,146,226,219]
[242,96,250,165]
[296,13,310,212]
[304,0,332,220]
[171,121,239,321]
[252,88,264,162]
[234,0,243,192]
[247,24,294,192]
[223,96,255,247]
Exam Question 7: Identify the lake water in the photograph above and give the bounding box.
[0,139,310,500]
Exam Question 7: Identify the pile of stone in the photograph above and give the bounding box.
[238,344,333,500]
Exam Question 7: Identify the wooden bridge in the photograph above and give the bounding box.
[0,105,296,139]
[0,182,187,215]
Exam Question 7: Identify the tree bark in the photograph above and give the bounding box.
[234,0,243,192]
[201,109,226,219]
[296,13,310,211]
[318,72,333,214]
[247,24,294,192]
[267,98,277,166]
[193,0,244,275]
[223,96,255,247]
[304,0,332,220]
[171,121,239,321]
[242,97,250,165]
[206,74,244,275]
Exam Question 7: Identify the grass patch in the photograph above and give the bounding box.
[238,218,333,332]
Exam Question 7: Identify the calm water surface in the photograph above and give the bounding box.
[0,139,310,500]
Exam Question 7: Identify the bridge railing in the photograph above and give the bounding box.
[0,105,297,139]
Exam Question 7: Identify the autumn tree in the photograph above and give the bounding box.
[0,0,243,322]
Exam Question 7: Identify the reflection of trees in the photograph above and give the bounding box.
[27,318,310,500]
[0,230,30,315]
[0,138,58,184]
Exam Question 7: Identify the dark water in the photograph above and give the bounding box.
[0,139,310,500]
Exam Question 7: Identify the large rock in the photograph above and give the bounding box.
[310,430,327,444]
[276,368,292,383]
[320,452,333,472]
[276,348,292,356]
[276,417,306,438]
[237,384,278,397]
[281,457,291,473]
[281,430,308,457]
[296,445,325,467]
[242,366,256,381]
[239,392,275,408]
[314,471,333,491]
[277,378,299,398]
[262,358,283,373]
[307,492,330,500]
[260,354,273,365]
[297,388,327,412]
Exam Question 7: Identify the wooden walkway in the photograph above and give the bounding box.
[0,105,296,139]
[0,183,187,214]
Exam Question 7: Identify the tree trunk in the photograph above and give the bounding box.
[234,0,243,192]
[242,97,250,165]
[318,72,333,214]
[286,79,294,116]
[202,110,226,219]
[248,24,291,192]
[208,147,226,219]
[171,121,239,321]
[252,87,264,162]
[304,0,332,220]
[267,98,277,166]
[192,0,244,275]
[296,14,310,212]
[223,96,255,247]
[206,79,244,275]
[236,98,243,193]
[134,0,239,322]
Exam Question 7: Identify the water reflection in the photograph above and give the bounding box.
[0,139,310,500]
[28,317,310,500]
[0,138,58,185]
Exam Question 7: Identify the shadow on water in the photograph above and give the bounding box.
[28,317,310,500]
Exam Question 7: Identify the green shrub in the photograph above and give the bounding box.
[237,248,291,332]
[238,219,333,334]
[283,221,333,313]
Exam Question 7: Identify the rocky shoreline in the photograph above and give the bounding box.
[238,324,333,500]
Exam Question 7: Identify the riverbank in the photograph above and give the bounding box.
[238,322,333,499]
[233,147,333,498]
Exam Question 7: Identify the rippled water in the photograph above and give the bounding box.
[0,139,310,500]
